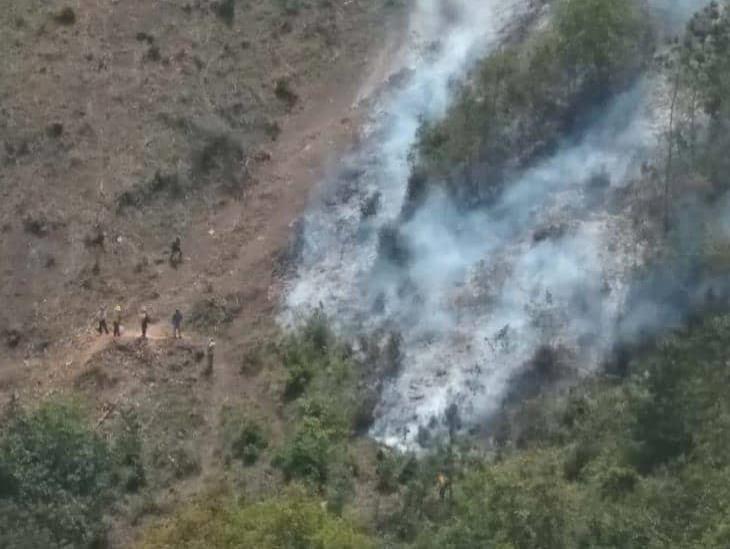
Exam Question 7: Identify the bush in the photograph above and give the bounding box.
[279,310,345,400]
[555,0,646,84]
[599,466,638,500]
[112,408,146,492]
[0,398,116,548]
[274,78,299,109]
[115,170,183,213]
[221,409,268,466]
[54,7,76,25]
[214,0,236,26]
[188,294,242,333]
[275,313,366,485]
[141,488,376,548]
[375,449,400,494]
[630,342,695,472]
[273,416,336,485]
[326,461,355,515]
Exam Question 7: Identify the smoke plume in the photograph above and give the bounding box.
[282,0,715,449]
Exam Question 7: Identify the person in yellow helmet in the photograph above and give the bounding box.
[204,338,215,376]
[437,472,452,501]
[113,305,122,337]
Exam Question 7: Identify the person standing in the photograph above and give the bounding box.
[171,308,183,339]
[113,305,122,337]
[204,338,215,376]
[169,236,183,266]
[97,306,109,335]
[140,307,150,339]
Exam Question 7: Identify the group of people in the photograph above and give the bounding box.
[94,236,215,375]
[97,305,182,340]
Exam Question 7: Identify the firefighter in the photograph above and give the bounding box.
[204,338,215,376]
[97,306,109,335]
[436,472,452,501]
[140,307,150,339]
[171,308,183,339]
[113,305,122,337]
[169,236,183,266]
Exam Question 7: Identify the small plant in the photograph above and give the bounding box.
[214,0,236,26]
[599,466,638,500]
[144,45,161,62]
[189,294,242,333]
[221,406,269,466]
[274,78,299,109]
[115,170,183,212]
[326,461,355,515]
[54,7,76,25]
[230,421,268,466]
[375,449,400,494]
[280,310,335,399]
[277,0,303,16]
[112,408,146,492]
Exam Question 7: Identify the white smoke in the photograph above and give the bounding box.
[368,83,660,447]
[648,0,705,32]
[282,0,709,449]
[283,0,529,324]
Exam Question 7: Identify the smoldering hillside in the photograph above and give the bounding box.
[282,0,727,448]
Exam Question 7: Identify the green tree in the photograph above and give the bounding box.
[0,398,116,548]
[555,0,645,84]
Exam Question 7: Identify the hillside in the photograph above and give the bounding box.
[3,1,730,548]
[0,0,404,546]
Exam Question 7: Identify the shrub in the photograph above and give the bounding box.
[188,294,242,333]
[273,416,336,484]
[115,170,183,212]
[555,0,646,84]
[221,409,268,466]
[274,78,299,109]
[599,466,638,500]
[214,0,236,26]
[630,342,694,472]
[326,461,355,515]
[0,398,116,548]
[192,133,243,178]
[141,488,376,548]
[54,7,76,25]
[375,449,400,494]
[112,408,146,492]
[280,310,339,399]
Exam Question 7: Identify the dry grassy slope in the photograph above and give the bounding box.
[0,0,400,369]
[0,0,406,545]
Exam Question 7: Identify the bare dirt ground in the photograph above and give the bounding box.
[0,0,407,545]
